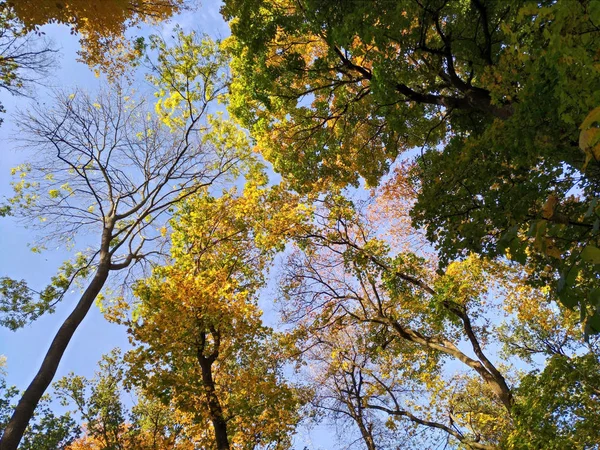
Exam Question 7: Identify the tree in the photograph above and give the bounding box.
[0,5,55,125]
[300,325,419,450]
[0,31,248,449]
[508,353,600,450]
[221,0,600,328]
[1,364,80,449]
[54,350,197,450]
[279,194,600,449]
[498,280,600,449]
[121,184,308,450]
[3,0,185,73]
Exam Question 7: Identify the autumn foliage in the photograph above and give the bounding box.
[1,2,600,450]
[5,0,184,72]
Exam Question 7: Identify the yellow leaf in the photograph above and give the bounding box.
[541,194,558,219]
[580,106,600,130]
[545,239,561,259]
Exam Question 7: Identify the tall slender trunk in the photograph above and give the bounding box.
[197,357,230,450]
[0,261,111,450]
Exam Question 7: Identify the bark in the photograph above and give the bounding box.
[0,259,111,450]
[384,317,513,413]
[197,355,230,450]
[195,327,229,450]
[355,419,377,450]
[366,404,496,450]
[446,303,514,411]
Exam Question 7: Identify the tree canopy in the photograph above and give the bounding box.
[0,30,250,449]
[2,2,600,450]
[222,0,600,331]
[4,0,185,72]
[278,193,600,449]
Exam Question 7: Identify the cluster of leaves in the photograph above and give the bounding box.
[3,3,600,449]
[0,0,186,123]
[0,277,55,330]
[0,254,92,330]
[509,353,600,449]
[1,372,80,449]
[279,195,600,449]
[222,0,600,333]
[54,350,197,450]
[4,0,185,74]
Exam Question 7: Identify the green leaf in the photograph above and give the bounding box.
[558,266,580,309]
[584,198,598,218]
[584,309,600,336]
[590,288,600,307]
[588,314,600,333]
[534,220,547,251]
[566,265,580,286]
[557,272,566,293]
[497,225,519,254]
[581,245,600,264]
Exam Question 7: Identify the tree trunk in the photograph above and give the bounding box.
[197,356,230,450]
[0,261,110,450]
[356,419,377,450]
